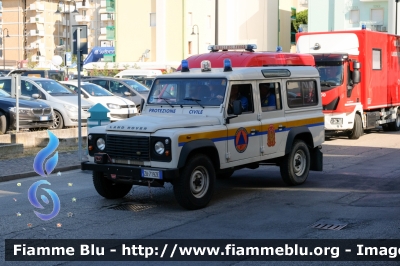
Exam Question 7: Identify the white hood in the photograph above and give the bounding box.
[106,114,220,133]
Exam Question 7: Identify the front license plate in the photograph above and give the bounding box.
[141,169,163,179]
[40,116,48,121]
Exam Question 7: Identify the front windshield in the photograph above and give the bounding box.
[36,80,74,95]
[82,83,113,96]
[124,80,150,93]
[148,78,227,107]
[316,63,343,91]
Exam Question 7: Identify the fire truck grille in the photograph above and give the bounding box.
[106,135,150,161]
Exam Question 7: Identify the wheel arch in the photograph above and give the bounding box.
[177,139,220,171]
[284,126,314,155]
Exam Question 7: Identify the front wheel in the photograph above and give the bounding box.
[348,114,363,139]
[51,110,64,129]
[280,140,310,186]
[173,154,215,210]
[93,171,132,199]
[0,113,7,134]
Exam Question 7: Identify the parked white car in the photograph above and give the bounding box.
[61,81,138,121]
[0,77,93,129]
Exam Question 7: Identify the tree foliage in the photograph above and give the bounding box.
[292,9,308,32]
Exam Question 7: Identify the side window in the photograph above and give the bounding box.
[228,84,254,114]
[287,80,318,108]
[0,79,12,94]
[259,82,282,112]
[91,80,108,90]
[66,85,78,93]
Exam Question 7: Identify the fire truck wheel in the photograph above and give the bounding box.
[0,113,7,134]
[348,114,363,139]
[173,154,215,210]
[280,140,310,186]
[388,109,400,131]
[93,171,132,199]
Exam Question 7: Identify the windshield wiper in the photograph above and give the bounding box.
[183,98,204,108]
[153,97,174,108]
[320,81,331,87]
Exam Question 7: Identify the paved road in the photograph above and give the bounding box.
[1,129,400,265]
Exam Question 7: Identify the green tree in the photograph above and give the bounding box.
[292,9,308,32]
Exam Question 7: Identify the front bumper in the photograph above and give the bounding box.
[81,161,179,183]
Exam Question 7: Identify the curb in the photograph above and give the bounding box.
[0,165,81,182]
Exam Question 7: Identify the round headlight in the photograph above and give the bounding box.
[96,138,106,151]
[155,141,165,155]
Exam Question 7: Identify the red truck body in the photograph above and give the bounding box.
[296,30,400,138]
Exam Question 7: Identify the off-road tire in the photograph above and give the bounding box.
[173,154,215,210]
[93,171,132,199]
[0,113,7,134]
[280,140,310,186]
[348,114,363,139]
[51,110,64,129]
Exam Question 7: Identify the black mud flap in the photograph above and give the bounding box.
[310,147,323,171]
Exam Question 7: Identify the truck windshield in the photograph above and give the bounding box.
[148,78,227,107]
[316,64,343,91]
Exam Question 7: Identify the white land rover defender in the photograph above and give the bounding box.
[82,45,324,210]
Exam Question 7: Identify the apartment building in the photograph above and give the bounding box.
[0,0,115,69]
[308,0,400,34]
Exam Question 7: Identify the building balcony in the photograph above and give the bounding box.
[29,16,45,23]
[26,42,45,50]
[100,27,107,35]
[75,15,91,23]
[30,30,45,36]
[76,2,90,9]
[31,55,46,62]
[101,13,115,21]
[299,0,308,6]
[100,0,106,8]
[30,3,45,12]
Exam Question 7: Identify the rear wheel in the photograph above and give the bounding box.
[388,109,400,131]
[0,113,6,134]
[93,171,132,199]
[280,140,310,186]
[348,114,363,139]
[173,154,215,210]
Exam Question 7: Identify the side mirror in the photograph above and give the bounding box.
[233,100,242,115]
[32,93,40,99]
[124,91,131,96]
[352,60,361,84]
[140,98,145,113]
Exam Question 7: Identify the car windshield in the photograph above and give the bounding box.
[82,83,113,96]
[36,80,74,95]
[148,78,227,107]
[316,63,343,91]
[0,88,10,97]
[124,80,150,93]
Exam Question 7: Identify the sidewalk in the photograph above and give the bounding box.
[0,150,83,182]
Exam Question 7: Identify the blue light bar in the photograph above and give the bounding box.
[181,60,190,72]
[208,44,257,52]
[223,58,232,72]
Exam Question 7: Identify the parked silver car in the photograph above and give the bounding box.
[0,77,92,129]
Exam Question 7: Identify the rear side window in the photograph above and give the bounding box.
[0,79,11,94]
[286,80,318,108]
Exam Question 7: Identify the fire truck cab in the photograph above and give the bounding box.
[82,44,325,210]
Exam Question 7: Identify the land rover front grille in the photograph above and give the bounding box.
[106,135,150,161]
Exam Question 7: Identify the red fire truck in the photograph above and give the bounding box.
[296,29,400,139]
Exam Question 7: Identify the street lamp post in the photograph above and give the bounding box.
[191,24,199,54]
[2,28,10,70]
[55,1,78,75]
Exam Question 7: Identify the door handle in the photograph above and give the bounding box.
[278,125,286,130]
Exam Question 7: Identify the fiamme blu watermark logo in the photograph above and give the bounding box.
[28,130,61,221]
